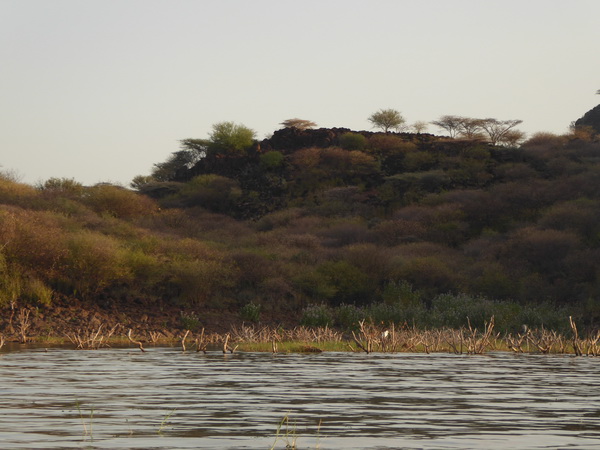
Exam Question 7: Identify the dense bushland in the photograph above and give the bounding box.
[1,122,600,332]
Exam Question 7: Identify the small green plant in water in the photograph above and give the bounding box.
[75,401,94,441]
[157,409,176,435]
[270,413,298,449]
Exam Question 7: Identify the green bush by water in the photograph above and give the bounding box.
[300,288,576,334]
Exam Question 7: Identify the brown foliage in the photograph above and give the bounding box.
[319,221,370,248]
[371,219,427,246]
[500,227,581,277]
[396,256,459,293]
[83,184,158,219]
[522,132,566,154]
[0,208,70,279]
[64,230,132,295]
[368,135,416,157]
[538,199,600,243]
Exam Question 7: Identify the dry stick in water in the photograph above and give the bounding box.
[351,330,369,354]
[463,316,495,354]
[65,324,116,350]
[195,328,208,353]
[569,316,582,356]
[222,334,238,354]
[181,330,190,352]
[585,331,600,356]
[445,329,463,354]
[506,331,527,353]
[222,334,229,354]
[127,329,146,352]
[527,329,557,354]
[148,331,161,344]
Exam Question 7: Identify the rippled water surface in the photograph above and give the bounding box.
[1,346,599,449]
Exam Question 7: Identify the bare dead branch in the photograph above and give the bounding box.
[127,329,146,352]
[181,329,190,352]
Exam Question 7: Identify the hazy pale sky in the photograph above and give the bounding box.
[1,0,599,186]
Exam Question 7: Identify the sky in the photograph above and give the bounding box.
[1,0,599,186]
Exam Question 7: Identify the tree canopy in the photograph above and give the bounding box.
[432,115,523,145]
[208,121,256,155]
[368,109,405,133]
[431,115,464,138]
[280,118,317,130]
[479,118,523,146]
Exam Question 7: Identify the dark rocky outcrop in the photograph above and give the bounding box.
[574,104,600,134]
[262,127,353,153]
[260,127,439,153]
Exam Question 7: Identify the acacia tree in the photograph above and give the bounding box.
[368,109,405,133]
[479,118,523,146]
[412,121,429,133]
[432,115,523,144]
[459,118,486,139]
[500,129,527,147]
[151,145,206,181]
[280,118,317,130]
[431,115,464,138]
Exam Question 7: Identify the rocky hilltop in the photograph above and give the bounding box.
[260,127,437,153]
[574,104,600,134]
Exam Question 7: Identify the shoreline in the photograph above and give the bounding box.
[2,323,597,356]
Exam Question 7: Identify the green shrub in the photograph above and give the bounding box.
[64,230,132,295]
[293,270,338,302]
[334,304,365,329]
[0,254,22,308]
[0,255,52,307]
[339,132,367,151]
[430,292,496,329]
[175,174,242,212]
[240,301,262,323]
[382,280,422,307]
[367,302,427,326]
[470,263,515,300]
[260,151,285,169]
[300,304,333,328]
[516,303,571,333]
[23,277,53,306]
[125,249,162,280]
[208,121,255,155]
[180,311,201,331]
[316,260,372,305]
[40,177,85,196]
[402,151,437,171]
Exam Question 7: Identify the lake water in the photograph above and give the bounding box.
[0,346,599,449]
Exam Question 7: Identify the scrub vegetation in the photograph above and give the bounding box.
[1,108,600,344]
